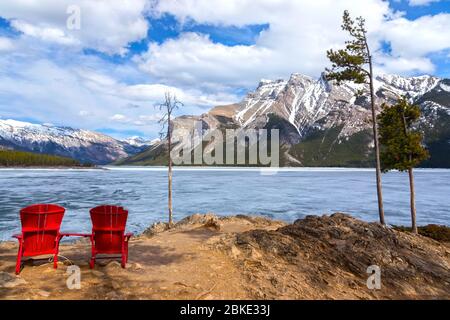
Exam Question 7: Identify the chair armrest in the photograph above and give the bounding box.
[124,232,133,240]
[12,234,22,239]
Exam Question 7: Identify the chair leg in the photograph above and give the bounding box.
[54,235,62,269]
[53,254,58,269]
[121,240,129,268]
[15,253,22,275]
[15,241,23,275]
[89,235,96,269]
[89,256,95,269]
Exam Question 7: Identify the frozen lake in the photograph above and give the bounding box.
[0,167,449,240]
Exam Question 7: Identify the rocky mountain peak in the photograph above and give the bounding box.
[376,74,440,97]
[288,73,315,86]
[257,78,286,89]
[122,136,152,147]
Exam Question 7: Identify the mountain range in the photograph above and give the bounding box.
[119,73,450,167]
[0,119,149,164]
[2,73,449,167]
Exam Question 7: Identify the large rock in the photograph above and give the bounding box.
[215,213,450,299]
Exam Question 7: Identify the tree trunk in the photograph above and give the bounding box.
[402,106,417,234]
[168,112,173,227]
[408,167,417,234]
[368,57,385,225]
[401,109,418,234]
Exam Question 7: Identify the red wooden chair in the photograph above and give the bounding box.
[13,204,65,274]
[89,205,132,268]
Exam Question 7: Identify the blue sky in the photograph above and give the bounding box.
[390,0,450,19]
[0,0,449,139]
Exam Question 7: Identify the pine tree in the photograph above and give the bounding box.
[378,98,429,234]
[156,92,183,227]
[0,150,80,167]
[325,10,385,224]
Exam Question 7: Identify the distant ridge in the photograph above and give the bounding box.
[0,119,150,164]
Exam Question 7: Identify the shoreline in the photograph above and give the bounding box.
[0,166,104,170]
[109,165,450,171]
[0,166,450,176]
[2,165,450,171]
[1,211,449,243]
[1,212,449,244]
[1,219,448,245]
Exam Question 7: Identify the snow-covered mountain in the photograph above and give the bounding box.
[120,73,450,167]
[232,73,443,136]
[0,119,147,164]
[121,136,154,147]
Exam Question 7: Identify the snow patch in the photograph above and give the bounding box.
[440,83,450,92]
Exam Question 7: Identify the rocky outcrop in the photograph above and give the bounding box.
[143,213,284,236]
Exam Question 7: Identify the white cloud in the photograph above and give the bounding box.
[381,14,450,58]
[375,54,435,74]
[146,0,391,81]
[110,112,165,127]
[77,67,239,107]
[138,114,163,121]
[0,37,238,138]
[0,0,149,55]
[10,20,79,45]
[0,37,15,51]
[137,32,272,88]
[141,0,450,87]
[110,114,128,121]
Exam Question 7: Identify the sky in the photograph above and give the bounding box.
[0,0,449,140]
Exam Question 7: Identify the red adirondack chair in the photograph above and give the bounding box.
[89,205,132,268]
[13,204,65,274]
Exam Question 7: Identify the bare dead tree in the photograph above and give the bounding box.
[156,92,183,227]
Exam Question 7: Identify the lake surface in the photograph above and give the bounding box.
[0,167,449,241]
